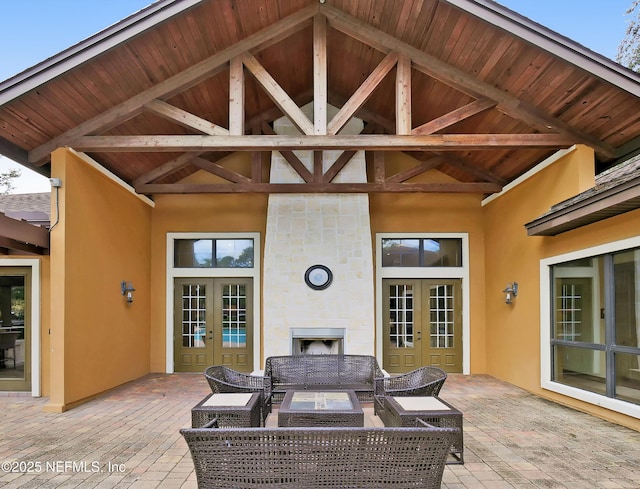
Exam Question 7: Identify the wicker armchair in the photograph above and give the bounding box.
[374,366,447,415]
[204,365,271,424]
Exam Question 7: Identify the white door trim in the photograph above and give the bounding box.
[0,258,41,397]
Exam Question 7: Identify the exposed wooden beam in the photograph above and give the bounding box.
[327,52,398,135]
[434,152,508,186]
[261,123,313,182]
[242,53,314,135]
[313,151,323,182]
[412,98,497,135]
[396,54,412,135]
[144,99,229,135]
[70,134,575,152]
[373,151,385,182]
[191,156,251,183]
[323,150,357,183]
[228,57,245,136]
[132,152,204,186]
[29,5,319,164]
[313,15,327,135]
[137,181,502,194]
[0,213,49,250]
[0,237,46,255]
[386,156,445,183]
[322,5,616,158]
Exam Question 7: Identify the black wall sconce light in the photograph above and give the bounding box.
[121,281,136,304]
[503,282,518,304]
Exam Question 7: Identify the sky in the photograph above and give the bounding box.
[0,0,634,193]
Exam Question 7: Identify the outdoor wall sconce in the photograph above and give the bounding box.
[121,281,136,304]
[502,282,518,304]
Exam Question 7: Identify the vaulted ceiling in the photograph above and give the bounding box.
[2,0,640,196]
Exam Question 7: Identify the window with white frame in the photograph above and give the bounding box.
[547,246,640,408]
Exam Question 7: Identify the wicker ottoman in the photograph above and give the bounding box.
[381,395,463,464]
[191,392,261,428]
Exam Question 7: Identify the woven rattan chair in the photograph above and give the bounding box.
[181,418,456,489]
[204,365,270,424]
[0,332,18,369]
[374,366,447,415]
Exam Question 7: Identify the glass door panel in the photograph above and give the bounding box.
[0,269,30,391]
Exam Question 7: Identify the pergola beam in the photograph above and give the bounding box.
[69,134,575,152]
[136,181,502,194]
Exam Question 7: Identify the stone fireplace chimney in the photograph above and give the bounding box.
[262,104,374,358]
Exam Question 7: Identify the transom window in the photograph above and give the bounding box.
[174,239,254,268]
[382,238,462,267]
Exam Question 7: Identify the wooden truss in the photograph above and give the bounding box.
[28,5,611,194]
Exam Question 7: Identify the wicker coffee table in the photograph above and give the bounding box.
[191,392,261,428]
[278,390,364,427]
[381,395,464,464]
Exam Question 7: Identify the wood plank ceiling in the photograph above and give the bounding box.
[2,0,640,196]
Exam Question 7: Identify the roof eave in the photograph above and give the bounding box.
[525,177,640,236]
[445,0,640,98]
[0,0,203,107]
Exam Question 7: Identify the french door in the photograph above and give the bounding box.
[383,278,462,373]
[174,278,253,372]
[0,268,30,391]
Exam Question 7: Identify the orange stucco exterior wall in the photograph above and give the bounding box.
[46,149,152,412]
[484,145,639,429]
[369,151,487,373]
[38,145,639,428]
[149,152,269,371]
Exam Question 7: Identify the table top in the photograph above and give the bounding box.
[387,395,460,414]
[280,390,362,413]
[198,392,258,408]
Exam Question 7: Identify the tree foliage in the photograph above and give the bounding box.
[0,169,21,195]
[617,0,640,72]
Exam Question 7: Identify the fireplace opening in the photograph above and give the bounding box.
[291,328,345,355]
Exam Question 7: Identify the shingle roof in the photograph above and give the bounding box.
[0,192,51,222]
[525,157,640,236]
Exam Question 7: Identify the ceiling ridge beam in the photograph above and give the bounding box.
[321,4,615,158]
[412,98,497,135]
[29,4,319,164]
[136,181,502,194]
[69,133,576,152]
[144,99,229,135]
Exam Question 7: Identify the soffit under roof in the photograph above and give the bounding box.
[1,0,640,197]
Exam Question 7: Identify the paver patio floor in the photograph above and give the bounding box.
[0,373,638,488]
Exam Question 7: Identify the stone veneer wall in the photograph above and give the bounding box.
[262,106,374,358]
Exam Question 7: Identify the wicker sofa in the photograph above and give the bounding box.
[181,418,456,489]
[264,354,384,403]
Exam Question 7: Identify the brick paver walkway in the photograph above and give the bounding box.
[0,373,638,488]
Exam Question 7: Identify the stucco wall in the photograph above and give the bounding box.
[149,153,269,371]
[483,145,640,428]
[46,149,152,411]
[369,151,487,373]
